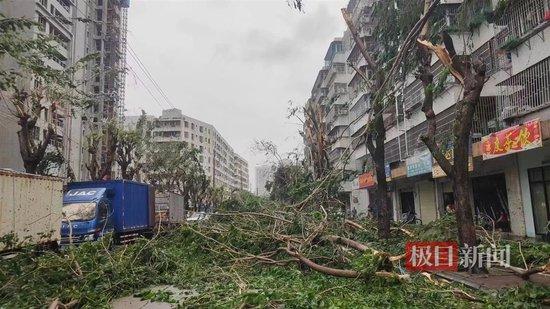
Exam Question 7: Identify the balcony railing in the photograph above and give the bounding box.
[403,61,454,112]
[497,56,550,119]
[472,96,502,138]
[471,36,511,76]
[495,0,550,49]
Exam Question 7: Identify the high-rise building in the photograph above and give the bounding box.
[0,0,129,180]
[0,0,88,178]
[148,108,249,191]
[79,0,129,180]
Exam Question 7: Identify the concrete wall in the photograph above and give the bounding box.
[350,188,369,216]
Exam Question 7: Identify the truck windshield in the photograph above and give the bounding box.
[62,203,96,221]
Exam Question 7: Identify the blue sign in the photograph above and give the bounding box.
[406,150,433,177]
[385,163,391,179]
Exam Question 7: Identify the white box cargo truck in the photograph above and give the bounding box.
[0,169,63,250]
[155,192,186,225]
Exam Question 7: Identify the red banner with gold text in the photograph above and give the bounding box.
[482,119,542,160]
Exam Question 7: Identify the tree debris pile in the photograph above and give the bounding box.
[1,193,549,307]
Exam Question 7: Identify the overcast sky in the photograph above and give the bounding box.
[124,0,348,190]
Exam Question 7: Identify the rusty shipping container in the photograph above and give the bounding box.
[155,192,186,225]
[0,169,63,250]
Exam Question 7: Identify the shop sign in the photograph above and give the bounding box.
[385,164,391,182]
[432,148,473,178]
[406,150,433,177]
[358,171,376,189]
[391,163,407,179]
[482,119,542,160]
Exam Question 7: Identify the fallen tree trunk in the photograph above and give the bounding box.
[284,248,362,278]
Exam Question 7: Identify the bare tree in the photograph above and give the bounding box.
[0,14,95,175]
[116,111,151,180]
[86,122,118,181]
[342,0,440,238]
[417,2,487,246]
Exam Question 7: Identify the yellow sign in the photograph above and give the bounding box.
[432,148,473,178]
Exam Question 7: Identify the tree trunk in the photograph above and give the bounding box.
[17,122,54,175]
[417,30,486,247]
[368,108,391,239]
[451,80,484,247]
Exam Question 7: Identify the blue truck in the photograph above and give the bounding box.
[60,180,155,244]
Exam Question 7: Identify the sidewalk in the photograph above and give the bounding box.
[434,268,550,291]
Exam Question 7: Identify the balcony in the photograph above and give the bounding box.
[471,36,511,76]
[497,56,550,119]
[326,104,348,123]
[472,96,502,138]
[403,61,453,112]
[331,137,351,151]
[495,0,550,50]
[350,112,369,137]
[328,114,349,133]
[349,92,370,113]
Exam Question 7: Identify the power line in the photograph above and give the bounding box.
[126,64,168,111]
[127,43,175,109]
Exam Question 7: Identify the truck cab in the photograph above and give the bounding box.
[61,188,114,243]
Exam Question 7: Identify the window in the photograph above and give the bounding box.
[184,131,189,138]
[184,121,189,128]
[191,123,195,130]
[38,14,47,31]
[528,167,550,235]
[41,0,47,7]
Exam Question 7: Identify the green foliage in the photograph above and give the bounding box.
[116,111,152,180]
[2,204,550,308]
[0,11,98,175]
[372,0,425,70]
[503,240,550,267]
[35,149,65,176]
[432,67,451,97]
[134,289,176,303]
[501,37,522,51]
[446,0,493,33]
[145,142,209,209]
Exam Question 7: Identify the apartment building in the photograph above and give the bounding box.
[306,0,550,238]
[255,164,276,197]
[0,0,87,178]
[150,108,249,191]
[79,0,129,180]
[0,0,129,180]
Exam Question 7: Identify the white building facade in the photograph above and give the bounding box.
[150,108,249,191]
[0,0,129,180]
[306,0,550,237]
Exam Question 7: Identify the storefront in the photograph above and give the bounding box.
[517,144,550,237]
[349,172,375,217]
[481,118,545,237]
[397,150,438,224]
